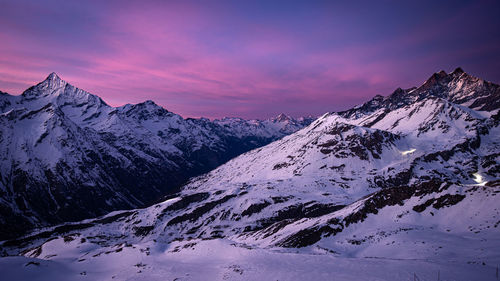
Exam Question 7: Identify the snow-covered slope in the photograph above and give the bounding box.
[1,69,499,280]
[0,73,313,240]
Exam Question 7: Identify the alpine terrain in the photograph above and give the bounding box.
[1,68,499,280]
[0,73,313,240]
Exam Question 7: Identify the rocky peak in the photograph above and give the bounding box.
[21,72,67,98]
[391,87,406,96]
[137,100,162,109]
[337,68,494,119]
[420,68,477,91]
[448,68,475,83]
[46,72,61,81]
[452,67,465,75]
[120,100,171,119]
[41,72,66,89]
[273,113,292,122]
[420,70,449,90]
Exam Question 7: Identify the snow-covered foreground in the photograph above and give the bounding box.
[2,181,499,281]
[2,238,499,281]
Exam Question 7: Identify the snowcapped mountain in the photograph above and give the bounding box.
[1,69,499,280]
[214,113,313,140]
[0,73,313,240]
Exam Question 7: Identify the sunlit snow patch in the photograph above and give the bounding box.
[472,173,487,186]
[401,148,416,155]
[163,197,181,204]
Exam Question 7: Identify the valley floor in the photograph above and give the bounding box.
[2,238,499,281]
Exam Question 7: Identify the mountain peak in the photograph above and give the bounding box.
[19,74,108,109]
[273,113,292,122]
[119,100,170,118]
[452,67,465,75]
[46,72,61,81]
[43,72,65,86]
[134,100,164,110]
[437,70,447,77]
[39,72,66,90]
[419,70,450,90]
[424,68,468,84]
[143,100,158,106]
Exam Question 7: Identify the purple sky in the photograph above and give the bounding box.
[1,0,499,119]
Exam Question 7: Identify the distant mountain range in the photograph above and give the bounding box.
[0,73,314,240]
